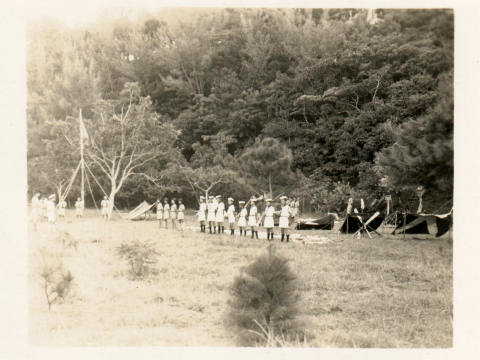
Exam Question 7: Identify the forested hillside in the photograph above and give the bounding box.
[27,8,454,211]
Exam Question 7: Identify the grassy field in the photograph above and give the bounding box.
[28,209,453,347]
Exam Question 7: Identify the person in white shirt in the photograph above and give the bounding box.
[163,198,170,229]
[177,198,185,231]
[237,201,247,236]
[47,194,57,233]
[156,199,163,228]
[197,196,206,232]
[227,197,236,235]
[100,196,109,220]
[58,197,67,218]
[75,197,84,218]
[215,195,225,234]
[277,196,291,242]
[263,198,275,241]
[207,196,216,233]
[170,198,177,230]
[31,192,41,231]
[248,197,259,239]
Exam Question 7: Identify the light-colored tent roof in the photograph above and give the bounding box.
[125,201,155,220]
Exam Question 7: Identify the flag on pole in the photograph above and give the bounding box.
[80,118,92,146]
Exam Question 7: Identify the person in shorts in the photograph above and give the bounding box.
[197,196,206,232]
[170,198,177,230]
[207,196,216,233]
[278,196,291,242]
[215,195,225,234]
[237,201,247,236]
[101,196,109,220]
[47,194,57,233]
[163,198,170,229]
[248,197,259,239]
[227,197,235,235]
[156,199,163,228]
[263,198,275,241]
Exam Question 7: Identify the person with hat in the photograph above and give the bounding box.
[101,196,109,220]
[163,198,170,229]
[156,199,163,228]
[215,195,225,234]
[75,197,84,218]
[177,198,185,231]
[237,201,247,236]
[31,192,41,231]
[207,195,217,233]
[58,197,67,219]
[170,198,177,230]
[248,197,259,239]
[277,196,291,242]
[197,196,207,232]
[263,198,275,241]
[227,197,236,235]
[47,194,57,233]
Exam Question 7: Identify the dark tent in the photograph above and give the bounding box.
[296,215,336,230]
[393,213,452,237]
[340,212,384,234]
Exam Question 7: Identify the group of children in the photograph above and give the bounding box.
[196,195,300,242]
[30,192,111,232]
[155,198,186,230]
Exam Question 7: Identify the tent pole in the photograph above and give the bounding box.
[403,211,406,240]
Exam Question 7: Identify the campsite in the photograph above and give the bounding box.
[23,7,455,349]
[28,208,452,347]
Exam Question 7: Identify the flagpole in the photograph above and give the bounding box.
[80,109,84,235]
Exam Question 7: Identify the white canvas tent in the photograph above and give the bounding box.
[125,201,155,220]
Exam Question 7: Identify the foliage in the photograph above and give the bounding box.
[376,73,453,198]
[239,137,294,196]
[115,240,160,279]
[36,248,75,310]
[227,244,301,346]
[27,9,454,209]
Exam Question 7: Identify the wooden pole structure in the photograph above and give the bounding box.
[80,109,85,235]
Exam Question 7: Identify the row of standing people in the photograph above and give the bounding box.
[31,193,112,232]
[197,195,299,242]
[155,198,186,230]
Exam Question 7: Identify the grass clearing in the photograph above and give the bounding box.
[28,209,452,347]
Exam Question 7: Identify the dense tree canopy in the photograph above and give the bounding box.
[27,8,454,210]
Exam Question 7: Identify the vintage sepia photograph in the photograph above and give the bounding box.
[18,3,459,350]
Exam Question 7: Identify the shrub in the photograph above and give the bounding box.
[115,240,159,279]
[227,244,302,346]
[36,248,74,310]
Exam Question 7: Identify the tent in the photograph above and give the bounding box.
[339,212,384,234]
[296,215,336,230]
[393,212,452,237]
[125,201,155,220]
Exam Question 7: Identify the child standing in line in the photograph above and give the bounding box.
[163,198,170,229]
[177,198,185,231]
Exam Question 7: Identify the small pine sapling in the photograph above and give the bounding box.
[36,248,75,311]
[227,244,302,346]
[115,240,159,279]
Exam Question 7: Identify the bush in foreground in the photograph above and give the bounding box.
[227,244,304,346]
[115,240,159,279]
[36,248,74,311]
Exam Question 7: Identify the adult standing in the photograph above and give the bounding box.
[31,192,41,231]
[248,197,259,239]
[156,199,163,228]
[197,196,206,232]
[163,198,170,229]
[237,201,247,236]
[263,198,275,241]
[101,196,109,220]
[46,194,57,233]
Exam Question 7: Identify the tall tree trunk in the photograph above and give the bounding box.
[108,187,116,220]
